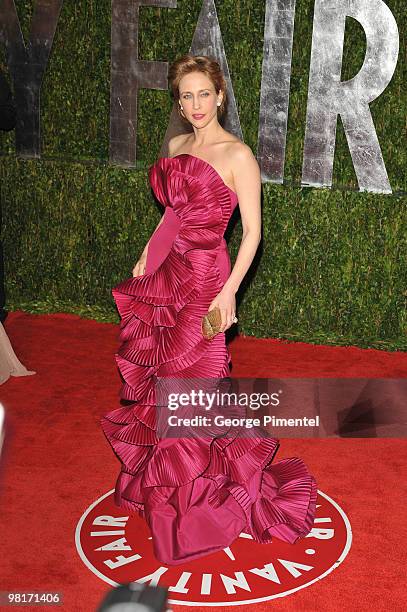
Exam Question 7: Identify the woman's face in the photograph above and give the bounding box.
[178,71,222,126]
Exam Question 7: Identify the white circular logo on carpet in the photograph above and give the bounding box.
[76,489,352,606]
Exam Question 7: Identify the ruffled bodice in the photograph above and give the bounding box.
[100,153,317,566]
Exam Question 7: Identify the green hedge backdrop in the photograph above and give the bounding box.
[0,0,405,350]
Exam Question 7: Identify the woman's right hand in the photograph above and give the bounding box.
[132,250,148,277]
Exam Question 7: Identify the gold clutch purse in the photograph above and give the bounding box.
[201,306,222,340]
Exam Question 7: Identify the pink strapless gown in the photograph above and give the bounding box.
[101,154,317,565]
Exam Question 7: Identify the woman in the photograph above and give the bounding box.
[0,321,36,385]
[101,54,317,565]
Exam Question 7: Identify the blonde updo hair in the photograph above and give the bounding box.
[168,54,227,123]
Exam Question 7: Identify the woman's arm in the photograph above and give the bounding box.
[208,145,262,329]
[223,146,262,293]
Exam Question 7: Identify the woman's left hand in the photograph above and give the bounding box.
[208,287,237,332]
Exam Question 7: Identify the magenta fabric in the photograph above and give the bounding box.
[101,153,317,565]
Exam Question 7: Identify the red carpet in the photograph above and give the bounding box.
[0,310,406,611]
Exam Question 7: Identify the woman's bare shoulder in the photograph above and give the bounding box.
[168,133,192,157]
[224,140,258,179]
[225,139,255,162]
